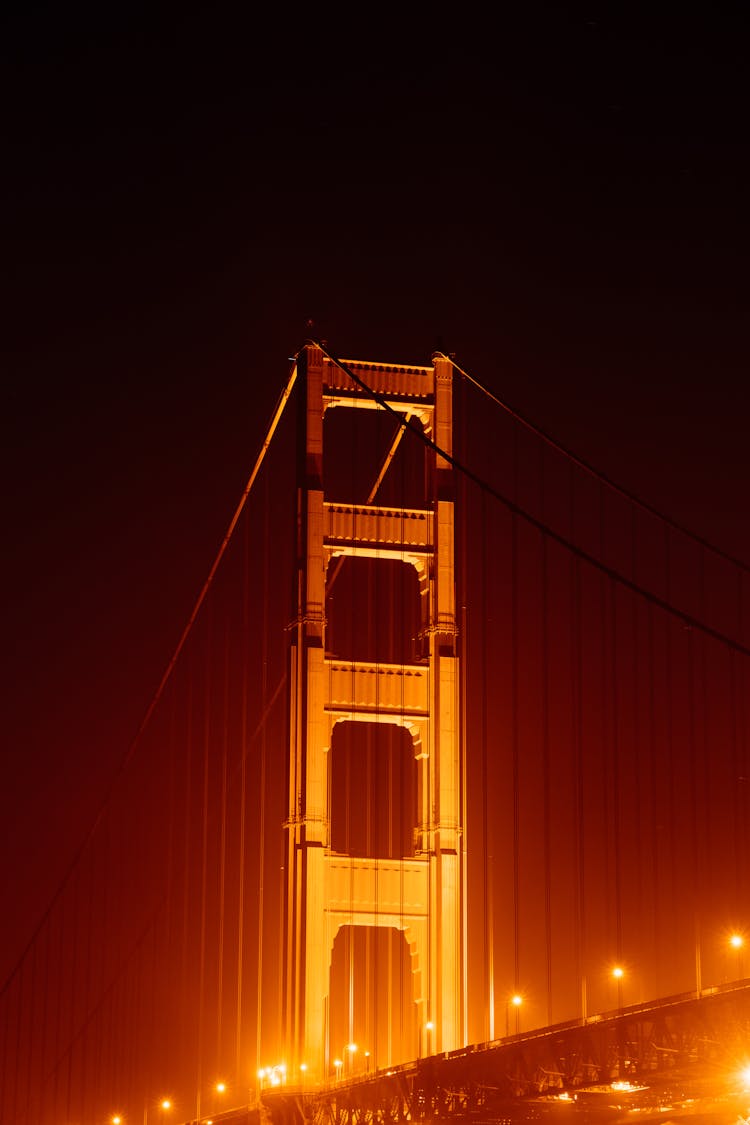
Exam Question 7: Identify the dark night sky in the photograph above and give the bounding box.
[1,8,749,986]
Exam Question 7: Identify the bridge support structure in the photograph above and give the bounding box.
[281,344,464,1082]
[265,985,750,1125]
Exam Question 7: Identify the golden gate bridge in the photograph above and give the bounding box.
[1,343,749,1125]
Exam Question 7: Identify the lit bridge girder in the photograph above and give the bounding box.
[261,982,750,1125]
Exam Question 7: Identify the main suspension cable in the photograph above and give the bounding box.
[0,361,299,998]
[445,352,750,575]
[311,340,750,659]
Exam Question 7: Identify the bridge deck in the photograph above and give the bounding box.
[261,983,750,1125]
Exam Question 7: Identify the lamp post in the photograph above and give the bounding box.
[333,1058,342,1082]
[143,1097,172,1125]
[505,995,522,1037]
[205,1081,226,1119]
[197,1080,226,1122]
[612,966,626,1077]
[730,934,745,979]
[612,966,624,1010]
[345,1043,358,1076]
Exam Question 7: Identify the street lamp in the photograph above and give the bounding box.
[345,1042,358,1076]
[612,966,624,1009]
[364,1051,371,1074]
[506,994,522,1037]
[612,966,626,1077]
[143,1098,172,1125]
[333,1058,343,1081]
[730,934,745,979]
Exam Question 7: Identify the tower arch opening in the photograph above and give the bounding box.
[326,555,423,665]
[329,720,417,858]
[328,925,419,1073]
[323,406,430,509]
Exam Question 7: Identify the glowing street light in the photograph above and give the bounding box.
[215,1081,226,1095]
[333,1058,342,1080]
[730,934,745,979]
[612,966,625,1009]
[506,994,523,1037]
[143,1098,171,1125]
[112,1116,123,1125]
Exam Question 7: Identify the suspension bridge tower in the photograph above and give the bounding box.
[282,343,464,1081]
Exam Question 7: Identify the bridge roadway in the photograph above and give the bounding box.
[254,982,750,1125]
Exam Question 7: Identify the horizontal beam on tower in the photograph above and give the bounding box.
[325,660,429,717]
[325,503,433,553]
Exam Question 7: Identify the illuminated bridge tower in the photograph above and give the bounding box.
[282,343,463,1080]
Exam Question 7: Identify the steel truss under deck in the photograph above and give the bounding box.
[263,983,750,1125]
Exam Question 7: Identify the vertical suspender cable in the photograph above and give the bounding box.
[52,887,66,1116]
[664,527,677,967]
[179,665,194,1086]
[611,580,623,970]
[459,372,469,1047]
[573,552,586,1019]
[165,665,178,1072]
[730,644,741,913]
[694,546,707,991]
[216,617,229,1070]
[511,422,521,1005]
[698,551,710,963]
[237,515,248,1081]
[647,601,661,991]
[541,531,552,1026]
[255,473,269,1079]
[64,865,79,1122]
[597,485,613,966]
[569,460,587,1020]
[511,509,521,1002]
[195,608,213,1123]
[481,490,492,1042]
[631,506,644,981]
[365,714,373,1061]
[346,415,356,1061]
[325,651,334,1077]
[737,566,748,924]
[740,633,750,907]
[687,617,699,991]
[540,435,552,1024]
[36,908,51,1124]
[21,930,38,1122]
[76,847,94,1123]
